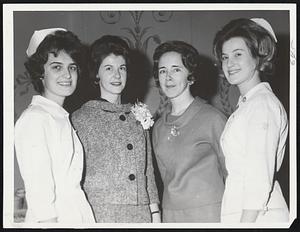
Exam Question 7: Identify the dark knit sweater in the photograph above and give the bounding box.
[152,97,227,210]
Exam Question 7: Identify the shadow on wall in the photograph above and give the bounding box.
[257,33,290,208]
[122,48,153,104]
[64,76,98,114]
[271,34,290,114]
[191,55,219,102]
[271,33,290,208]
[64,44,99,113]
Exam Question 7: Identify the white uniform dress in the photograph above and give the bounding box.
[220,82,289,223]
[15,95,95,223]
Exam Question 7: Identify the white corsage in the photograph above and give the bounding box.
[131,101,154,130]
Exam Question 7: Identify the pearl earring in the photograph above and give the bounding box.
[94,76,100,85]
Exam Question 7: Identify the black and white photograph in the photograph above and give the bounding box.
[3,3,297,229]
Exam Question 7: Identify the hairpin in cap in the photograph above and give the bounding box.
[26,28,67,57]
[250,18,277,43]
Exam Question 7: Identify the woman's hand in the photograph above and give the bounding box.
[38,217,58,223]
[240,209,259,222]
[151,211,161,223]
[149,203,161,223]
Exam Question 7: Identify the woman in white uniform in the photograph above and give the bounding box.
[15,28,95,223]
[213,18,289,223]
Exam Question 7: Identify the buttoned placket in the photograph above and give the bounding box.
[120,112,138,184]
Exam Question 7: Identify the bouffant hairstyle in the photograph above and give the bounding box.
[153,41,200,87]
[24,30,84,94]
[89,35,130,82]
[213,18,277,74]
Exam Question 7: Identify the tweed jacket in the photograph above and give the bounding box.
[71,99,159,207]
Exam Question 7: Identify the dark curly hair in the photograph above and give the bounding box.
[24,30,85,94]
[213,18,277,75]
[89,35,130,83]
[153,40,200,87]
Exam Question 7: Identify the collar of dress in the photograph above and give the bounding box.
[237,82,272,107]
[83,98,132,114]
[31,95,69,118]
[162,96,206,128]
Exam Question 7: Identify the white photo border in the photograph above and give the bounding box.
[3,3,297,229]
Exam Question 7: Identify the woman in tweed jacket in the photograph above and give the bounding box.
[71,35,160,223]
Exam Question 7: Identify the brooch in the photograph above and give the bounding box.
[167,125,180,140]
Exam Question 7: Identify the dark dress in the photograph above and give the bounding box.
[152,97,227,222]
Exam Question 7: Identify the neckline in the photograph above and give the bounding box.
[237,82,272,107]
[84,99,132,113]
[166,114,181,123]
[170,97,194,116]
[32,95,69,117]
[163,97,204,128]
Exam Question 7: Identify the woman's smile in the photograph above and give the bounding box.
[57,80,73,86]
[228,68,240,76]
[110,81,122,86]
[165,83,176,88]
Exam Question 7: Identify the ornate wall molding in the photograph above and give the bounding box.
[99,11,173,52]
[15,72,32,96]
[152,11,173,22]
[99,11,121,24]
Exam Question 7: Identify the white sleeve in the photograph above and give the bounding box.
[242,99,280,210]
[15,111,57,221]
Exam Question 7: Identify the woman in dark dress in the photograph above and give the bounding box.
[152,40,227,222]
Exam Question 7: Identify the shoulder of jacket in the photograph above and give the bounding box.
[72,101,100,119]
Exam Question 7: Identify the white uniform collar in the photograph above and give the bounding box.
[31,95,69,118]
[237,82,272,107]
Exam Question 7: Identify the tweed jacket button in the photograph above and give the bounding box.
[128,174,135,181]
[119,115,126,121]
[127,143,133,150]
